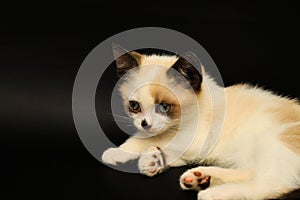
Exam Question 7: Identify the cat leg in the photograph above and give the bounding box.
[197,181,290,200]
[180,166,253,191]
[102,137,148,165]
[101,147,139,165]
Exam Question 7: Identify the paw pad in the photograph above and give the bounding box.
[194,172,201,176]
[180,170,211,191]
[149,161,156,166]
[184,176,193,182]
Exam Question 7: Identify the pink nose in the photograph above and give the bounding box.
[184,176,193,183]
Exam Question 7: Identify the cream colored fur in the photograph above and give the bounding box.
[102,54,300,200]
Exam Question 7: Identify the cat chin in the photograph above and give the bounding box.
[134,125,165,135]
[135,129,164,138]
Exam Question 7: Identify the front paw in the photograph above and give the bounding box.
[101,147,138,165]
[138,146,165,177]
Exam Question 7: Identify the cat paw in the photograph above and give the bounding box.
[138,146,165,177]
[180,169,211,191]
[101,147,138,165]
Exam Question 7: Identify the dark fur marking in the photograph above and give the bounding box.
[167,52,202,93]
[184,183,192,188]
[198,176,211,190]
[112,43,141,78]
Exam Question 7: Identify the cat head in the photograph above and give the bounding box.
[112,44,202,136]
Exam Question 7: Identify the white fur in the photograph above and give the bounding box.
[102,54,300,200]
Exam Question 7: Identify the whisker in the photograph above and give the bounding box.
[112,113,131,119]
[113,118,132,122]
[120,128,137,134]
[99,112,129,117]
[117,124,135,128]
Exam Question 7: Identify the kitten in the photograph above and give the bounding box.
[102,44,300,200]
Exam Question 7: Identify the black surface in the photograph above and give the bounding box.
[1,1,298,199]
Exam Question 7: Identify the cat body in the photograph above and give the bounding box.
[102,44,300,200]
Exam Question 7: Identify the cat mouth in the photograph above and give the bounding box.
[136,123,167,136]
[141,128,157,135]
[142,127,165,136]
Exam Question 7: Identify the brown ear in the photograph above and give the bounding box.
[112,43,142,78]
[167,52,202,92]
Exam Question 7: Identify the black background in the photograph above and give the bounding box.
[1,1,298,199]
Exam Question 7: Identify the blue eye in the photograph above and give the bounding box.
[129,101,141,112]
[159,103,170,113]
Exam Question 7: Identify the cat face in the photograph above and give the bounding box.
[124,83,181,135]
[112,44,202,136]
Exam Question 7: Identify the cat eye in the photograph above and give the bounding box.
[158,103,171,114]
[129,101,141,113]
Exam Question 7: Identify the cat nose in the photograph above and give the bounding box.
[141,119,152,130]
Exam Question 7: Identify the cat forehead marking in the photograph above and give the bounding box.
[150,84,179,105]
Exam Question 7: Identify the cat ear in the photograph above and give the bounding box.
[167,52,203,92]
[112,43,142,78]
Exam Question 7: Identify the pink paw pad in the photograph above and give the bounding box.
[184,176,193,182]
[182,171,211,190]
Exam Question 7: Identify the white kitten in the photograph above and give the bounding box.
[102,44,300,200]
